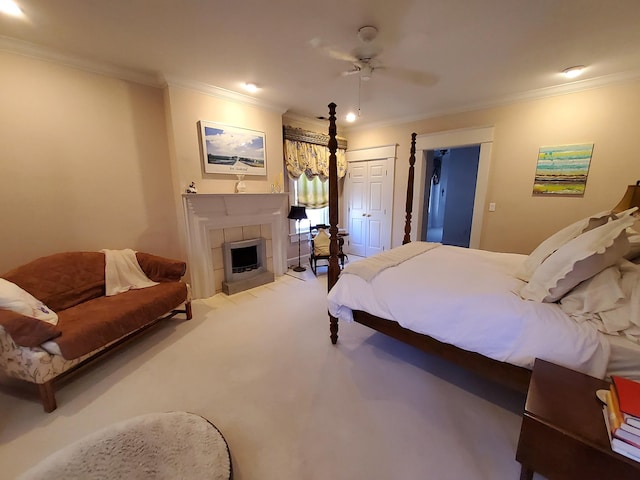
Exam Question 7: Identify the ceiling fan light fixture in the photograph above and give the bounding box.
[357,26,378,43]
[345,112,357,123]
[563,65,585,79]
[360,64,373,81]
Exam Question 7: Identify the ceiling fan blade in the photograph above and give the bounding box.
[340,68,361,77]
[376,66,438,87]
[309,37,359,63]
[325,47,360,63]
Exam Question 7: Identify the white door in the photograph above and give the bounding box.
[345,150,395,257]
[365,161,387,256]
[347,162,367,257]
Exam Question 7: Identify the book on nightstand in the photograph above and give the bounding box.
[604,404,640,462]
[613,376,640,427]
[603,381,640,462]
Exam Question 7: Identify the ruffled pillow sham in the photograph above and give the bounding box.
[560,260,640,342]
[519,213,636,303]
[515,210,614,282]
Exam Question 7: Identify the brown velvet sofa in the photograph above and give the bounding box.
[0,251,191,412]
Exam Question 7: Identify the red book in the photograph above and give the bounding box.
[612,376,640,419]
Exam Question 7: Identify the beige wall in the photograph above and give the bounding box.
[164,86,285,196]
[0,51,180,273]
[345,80,640,254]
[163,86,287,260]
[2,46,639,275]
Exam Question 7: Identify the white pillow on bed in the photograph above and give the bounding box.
[559,263,627,316]
[560,260,640,340]
[516,210,614,282]
[626,227,640,261]
[520,213,636,303]
[0,278,58,325]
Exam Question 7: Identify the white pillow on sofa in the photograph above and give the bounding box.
[519,213,636,303]
[516,210,614,282]
[0,278,58,325]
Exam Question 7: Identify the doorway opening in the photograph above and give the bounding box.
[423,145,480,247]
[412,126,494,249]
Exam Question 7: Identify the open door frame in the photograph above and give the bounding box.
[413,126,494,249]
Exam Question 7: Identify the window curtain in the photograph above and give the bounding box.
[283,126,348,209]
[284,139,347,181]
[297,175,329,208]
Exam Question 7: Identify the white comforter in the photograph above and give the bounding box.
[327,243,610,378]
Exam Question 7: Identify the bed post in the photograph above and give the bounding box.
[327,102,340,344]
[403,132,417,245]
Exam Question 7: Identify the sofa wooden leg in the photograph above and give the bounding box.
[38,381,57,413]
[185,301,193,320]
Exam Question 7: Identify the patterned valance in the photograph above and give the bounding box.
[284,140,347,181]
[283,126,347,181]
[283,126,348,150]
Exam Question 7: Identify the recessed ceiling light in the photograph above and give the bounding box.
[0,0,23,16]
[242,82,259,93]
[563,65,585,79]
[345,112,357,122]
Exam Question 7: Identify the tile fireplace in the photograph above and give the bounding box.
[182,193,289,298]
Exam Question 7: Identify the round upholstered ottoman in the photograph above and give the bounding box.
[18,412,232,480]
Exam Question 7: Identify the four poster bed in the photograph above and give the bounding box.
[323,103,640,393]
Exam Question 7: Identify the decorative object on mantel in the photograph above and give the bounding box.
[185,181,198,194]
[198,120,266,176]
[235,174,247,193]
[272,172,284,193]
[532,143,594,196]
[287,205,308,272]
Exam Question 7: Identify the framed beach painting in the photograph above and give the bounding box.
[198,121,266,176]
[532,143,594,196]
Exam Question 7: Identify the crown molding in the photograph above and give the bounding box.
[163,75,288,114]
[0,35,163,87]
[346,68,640,132]
[0,35,289,113]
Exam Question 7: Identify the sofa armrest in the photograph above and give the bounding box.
[0,310,61,348]
[135,252,187,282]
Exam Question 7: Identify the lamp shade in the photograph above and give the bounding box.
[287,205,307,220]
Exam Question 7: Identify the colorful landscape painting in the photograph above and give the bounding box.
[532,143,594,195]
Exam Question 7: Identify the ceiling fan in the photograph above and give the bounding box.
[311,25,436,86]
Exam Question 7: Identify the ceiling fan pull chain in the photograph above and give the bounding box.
[358,75,362,117]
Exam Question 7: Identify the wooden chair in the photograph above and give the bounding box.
[309,224,347,275]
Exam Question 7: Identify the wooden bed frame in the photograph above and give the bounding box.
[325,103,640,394]
[325,102,528,394]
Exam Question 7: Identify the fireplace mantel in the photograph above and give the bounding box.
[182,193,289,298]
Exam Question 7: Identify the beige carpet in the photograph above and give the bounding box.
[0,272,546,479]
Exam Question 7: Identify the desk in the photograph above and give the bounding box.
[516,359,640,479]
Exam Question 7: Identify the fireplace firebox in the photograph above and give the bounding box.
[222,237,274,294]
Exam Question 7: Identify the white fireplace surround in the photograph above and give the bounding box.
[182,193,289,298]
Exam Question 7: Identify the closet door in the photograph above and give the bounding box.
[345,158,393,257]
[347,162,367,257]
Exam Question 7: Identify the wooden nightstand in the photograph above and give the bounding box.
[516,359,640,479]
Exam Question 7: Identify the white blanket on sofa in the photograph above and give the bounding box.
[101,249,158,296]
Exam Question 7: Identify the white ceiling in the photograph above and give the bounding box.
[2,0,640,128]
